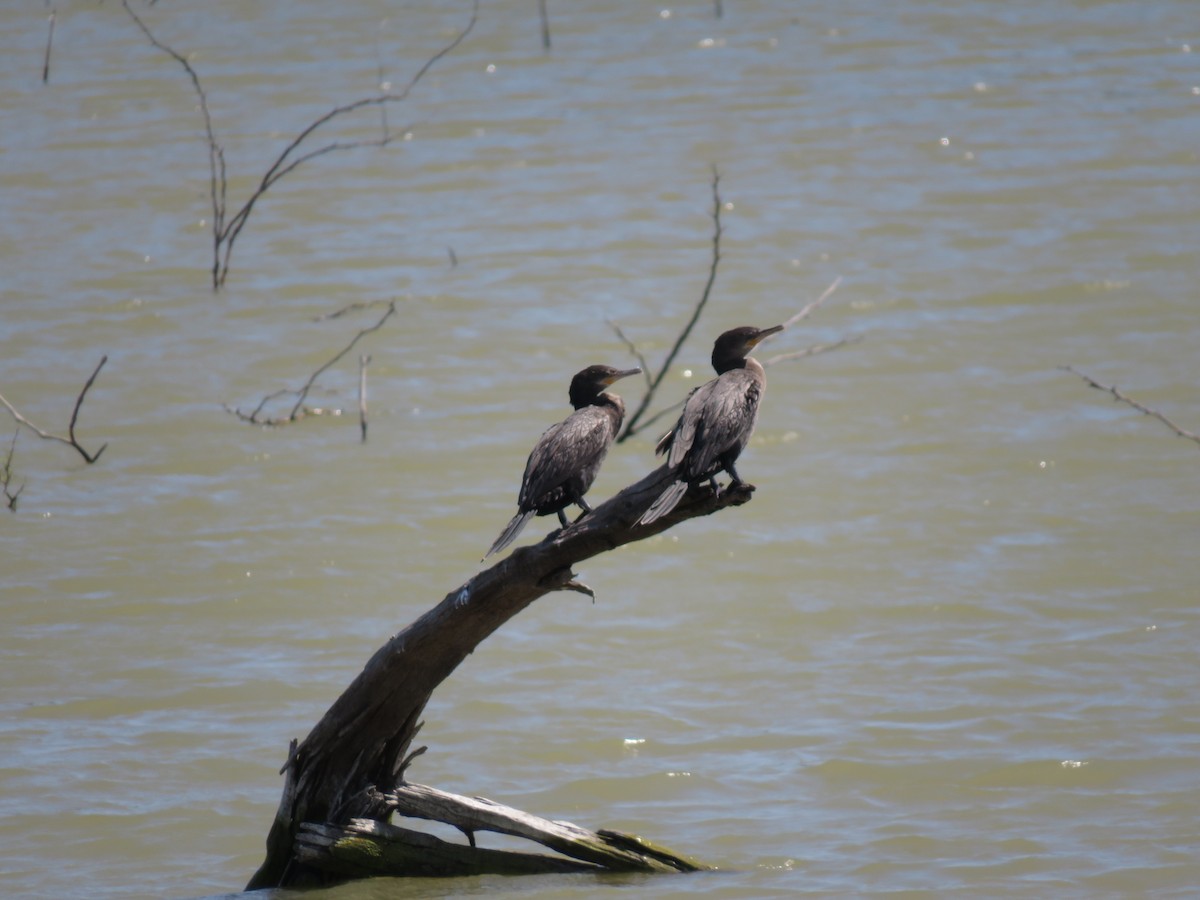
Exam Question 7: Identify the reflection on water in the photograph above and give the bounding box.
[1,1,1198,897]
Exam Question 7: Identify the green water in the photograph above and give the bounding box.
[1,1,1197,897]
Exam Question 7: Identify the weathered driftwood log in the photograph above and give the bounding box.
[247,464,753,889]
[292,782,705,879]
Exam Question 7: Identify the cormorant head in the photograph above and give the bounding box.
[711,324,784,373]
[568,365,642,408]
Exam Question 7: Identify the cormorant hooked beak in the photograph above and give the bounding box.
[746,324,784,350]
[603,367,642,385]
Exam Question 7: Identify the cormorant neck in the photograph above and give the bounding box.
[713,356,763,377]
[571,389,620,411]
[713,355,748,375]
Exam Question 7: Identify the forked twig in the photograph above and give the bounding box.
[0,356,109,464]
[616,165,724,441]
[1061,366,1200,447]
[2,430,25,511]
[611,176,850,443]
[605,320,653,390]
[124,0,479,290]
[228,303,396,426]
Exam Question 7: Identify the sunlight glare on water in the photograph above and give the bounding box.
[1,1,1198,898]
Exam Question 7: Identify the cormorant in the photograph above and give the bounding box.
[637,324,783,526]
[485,364,642,559]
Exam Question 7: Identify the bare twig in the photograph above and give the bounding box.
[616,165,724,442]
[763,334,862,367]
[538,0,551,51]
[124,0,479,290]
[229,303,396,427]
[778,275,843,331]
[42,10,56,85]
[312,299,394,323]
[2,430,25,512]
[359,354,371,444]
[613,173,851,442]
[0,356,109,464]
[1061,366,1200,447]
[628,397,687,436]
[122,0,226,287]
[605,319,653,390]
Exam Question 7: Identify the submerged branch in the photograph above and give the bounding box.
[228,303,396,427]
[2,430,25,512]
[0,355,109,464]
[125,0,479,290]
[763,334,862,367]
[1060,366,1200,447]
[617,165,724,441]
[42,10,56,85]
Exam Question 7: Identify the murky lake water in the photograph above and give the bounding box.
[2,1,1198,897]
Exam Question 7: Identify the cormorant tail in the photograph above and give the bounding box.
[637,479,689,526]
[485,509,536,559]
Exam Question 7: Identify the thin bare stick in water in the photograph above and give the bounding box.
[42,10,56,84]
[359,354,371,444]
[313,299,394,323]
[763,335,861,367]
[780,275,843,330]
[538,0,551,51]
[605,320,654,390]
[122,0,226,287]
[0,356,109,464]
[612,188,850,443]
[123,0,479,290]
[2,431,25,512]
[228,304,396,426]
[616,165,724,442]
[1060,366,1200,447]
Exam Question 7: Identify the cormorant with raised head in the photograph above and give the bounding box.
[485,364,642,559]
[637,324,783,526]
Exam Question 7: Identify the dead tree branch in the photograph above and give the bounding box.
[538,0,551,51]
[763,334,862,367]
[611,167,851,443]
[292,782,703,879]
[616,165,724,442]
[2,431,25,512]
[358,354,371,444]
[0,355,109,464]
[1061,366,1200,447]
[42,10,56,85]
[779,275,843,330]
[123,0,479,290]
[227,303,395,427]
[313,299,394,323]
[246,465,753,890]
[613,257,848,444]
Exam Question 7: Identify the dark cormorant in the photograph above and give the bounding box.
[485,364,642,559]
[637,324,783,526]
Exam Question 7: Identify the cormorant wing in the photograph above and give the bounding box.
[664,378,718,468]
[518,406,616,508]
[674,370,762,480]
